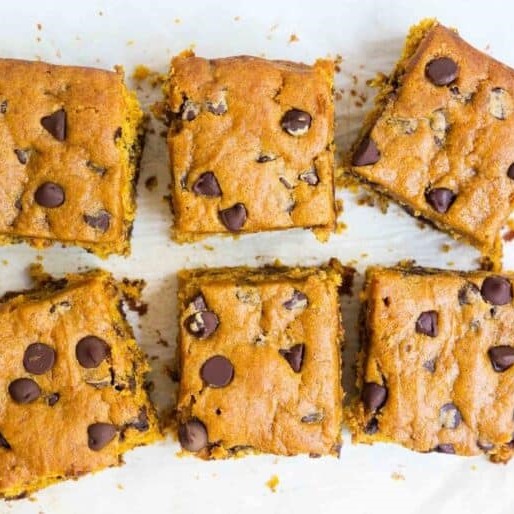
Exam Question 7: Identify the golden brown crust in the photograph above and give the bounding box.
[176,263,349,458]
[0,59,144,257]
[349,20,514,269]
[0,268,160,499]
[166,52,336,242]
[347,265,514,462]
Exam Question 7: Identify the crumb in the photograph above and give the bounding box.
[447,261,455,267]
[335,65,341,73]
[357,193,375,208]
[157,338,169,347]
[145,176,158,191]
[266,475,279,493]
[440,243,451,253]
[360,252,368,258]
[150,355,159,361]
[1,260,8,266]
[336,222,347,234]
[203,244,214,251]
[126,40,134,46]
[289,34,299,43]
[126,298,148,316]
[174,18,181,24]
[132,64,151,81]
[503,230,514,242]
[391,471,405,481]
[416,220,426,230]
[36,23,42,30]
[56,49,61,59]
[98,11,103,16]
[350,89,357,97]
[160,130,168,138]
[144,380,155,392]
[335,54,343,65]
[335,91,343,101]
[352,74,358,85]
[35,255,43,262]
[355,101,363,107]
[36,37,41,43]
[116,483,124,490]
[269,24,278,32]
[234,16,240,21]
[471,464,477,471]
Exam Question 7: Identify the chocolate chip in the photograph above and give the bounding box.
[41,108,66,141]
[84,211,111,232]
[189,294,207,312]
[132,408,149,432]
[481,276,512,305]
[219,203,247,231]
[477,440,494,452]
[192,172,222,197]
[415,311,438,337]
[352,136,380,166]
[283,290,308,310]
[87,423,117,451]
[362,382,387,412]
[0,100,7,114]
[0,432,11,450]
[257,154,276,163]
[429,109,449,146]
[425,57,458,86]
[35,182,65,208]
[181,100,200,121]
[23,343,56,375]
[508,163,514,180]
[301,412,324,423]
[47,393,60,406]
[279,176,293,189]
[281,109,312,136]
[200,355,234,387]
[489,88,512,120]
[8,378,41,404]
[423,358,437,373]
[235,288,260,305]
[114,127,122,140]
[86,161,107,176]
[439,403,461,429]
[76,336,109,368]
[14,149,30,165]
[185,311,219,339]
[364,418,379,435]
[488,345,514,372]
[433,443,455,454]
[458,282,480,305]
[425,188,456,213]
[299,168,319,185]
[206,99,227,115]
[279,343,305,373]
[450,86,473,104]
[178,419,208,452]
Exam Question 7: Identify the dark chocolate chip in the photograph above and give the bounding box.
[189,294,207,312]
[279,343,305,373]
[488,345,514,372]
[8,378,41,404]
[219,203,247,231]
[87,423,117,451]
[76,336,109,368]
[114,127,122,140]
[47,393,60,406]
[281,109,312,136]
[364,417,379,435]
[86,161,107,176]
[423,358,437,373]
[14,149,29,165]
[433,443,455,454]
[132,408,149,432]
[425,188,456,213]
[200,355,234,387]
[301,412,324,423]
[0,100,7,114]
[206,99,227,115]
[362,382,387,412]
[257,154,276,163]
[299,168,319,185]
[283,290,308,310]
[178,419,208,452]
[192,172,222,197]
[439,403,461,429]
[185,311,219,339]
[279,176,293,189]
[35,182,65,208]
[425,57,458,86]
[508,163,514,180]
[352,136,380,166]
[181,100,200,121]
[477,440,494,452]
[41,108,66,141]
[84,211,111,232]
[23,343,56,375]
[0,432,11,450]
[458,282,480,305]
[415,311,438,337]
[481,276,512,305]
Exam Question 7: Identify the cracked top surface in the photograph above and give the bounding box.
[349,266,514,461]
[176,265,346,457]
[351,23,514,260]
[167,53,335,241]
[0,270,159,498]
[0,59,143,255]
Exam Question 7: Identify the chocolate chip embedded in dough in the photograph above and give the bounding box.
[8,378,41,404]
[283,290,308,310]
[481,276,512,305]
[76,336,109,368]
[425,188,456,213]
[23,343,56,375]
[415,311,438,337]
[41,108,67,141]
[200,355,234,387]
[185,311,219,339]
[439,403,461,429]
[87,423,117,451]
[84,211,111,232]
[281,109,312,136]
[488,345,514,372]
[425,57,458,86]
[178,419,208,452]
[35,182,65,208]
[298,168,319,185]
[192,172,222,197]
[352,136,380,166]
[219,203,247,231]
[489,88,513,120]
[279,343,305,373]
[362,382,387,412]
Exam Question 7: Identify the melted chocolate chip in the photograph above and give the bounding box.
[14,149,30,165]
[189,294,207,312]
[219,203,247,231]
[283,290,308,310]
[87,423,117,451]
[279,343,305,373]
[114,127,122,140]
[23,343,56,375]
[47,393,60,406]
[364,418,379,435]
[298,168,319,185]
[458,282,480,305]
[281,109,312,136]
[477,440,494,452]
[301,412,324,423]
[35,182,65,208]
[41,108,67,141]
[76,336,109,368]
[181,100,200,121]
[206,99,227,115]
[425,58,458,86]
[257,154,276,163]
[185,311,219,339]
[84,211,111,232]
[178,419,208,452]
[0,432,11,450]
[0,100,7,114]
[8,378,41,404]
[439,403,461,429]
[481,276,512,305]
[192,172,222,197]
[425,188,456,213]
[352,136,380,166]
[488,345,514,372]
[362,382,387,412]
[415,311,438,337]
[433,443,455,454]
[423,358,437,373]
[508,163,514,180]
[200,355,234,387]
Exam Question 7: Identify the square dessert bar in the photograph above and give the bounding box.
[165,52,336,242]
[350,19,514,269]
[0,59,144,257]
[348,265,514,462]
[176,262,350,458]
[0,267,160,499]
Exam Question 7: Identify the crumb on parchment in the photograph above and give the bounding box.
[391,471,405,481]
[266,475,279,492]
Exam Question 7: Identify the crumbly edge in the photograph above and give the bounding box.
[0,265,161,499]
[0,68,145,259]
[344,264,514,462]
[175,259,351,459]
